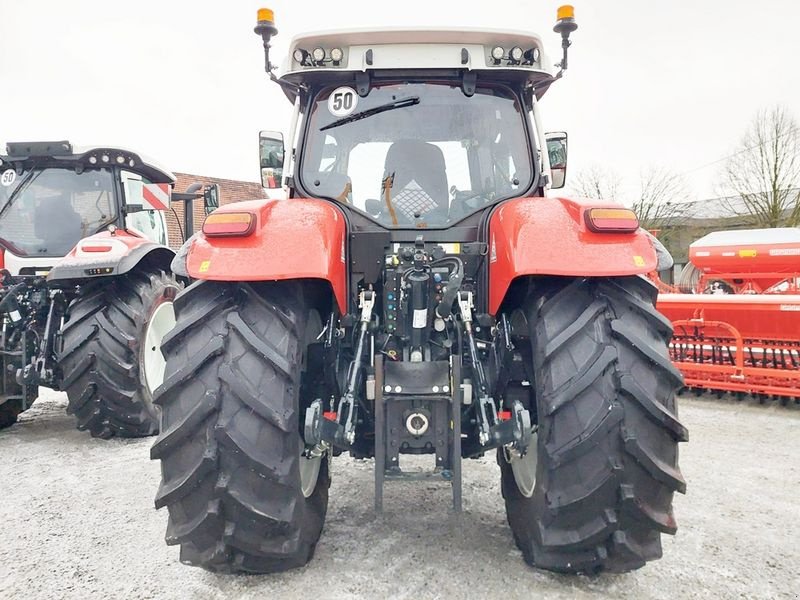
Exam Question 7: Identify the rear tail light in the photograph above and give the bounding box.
[585,208,639,233]
[202,212,256,237]
[80,244,113,253]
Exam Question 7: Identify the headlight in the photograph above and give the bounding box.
[293,48,307,63]
[510,46,524,62]
[491,46,505,61]
[312,47,326,63]
[330,47,343,62]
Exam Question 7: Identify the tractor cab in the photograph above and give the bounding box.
[259,27,569,228]
[0,141,173,276]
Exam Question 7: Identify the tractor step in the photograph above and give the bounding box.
[374,353,462,513]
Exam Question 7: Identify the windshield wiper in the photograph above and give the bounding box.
[320,96,420,131]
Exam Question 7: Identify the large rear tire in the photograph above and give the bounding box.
[58,268,181,438]
[500,276,688,574]
[151,280,330,573]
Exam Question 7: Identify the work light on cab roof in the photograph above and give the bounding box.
[253,6,578,84]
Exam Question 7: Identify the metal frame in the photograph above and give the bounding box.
[374,353,463,512]
[671,315,800,398]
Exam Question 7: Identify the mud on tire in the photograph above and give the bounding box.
[58,268,181,438]
[151,280,330,573]
[500,276,688,574]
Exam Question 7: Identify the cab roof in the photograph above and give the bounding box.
[281,27,555,85]
[0,141,175,184]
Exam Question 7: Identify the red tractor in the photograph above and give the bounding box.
[153,7,686,574]
[0,141,181,436]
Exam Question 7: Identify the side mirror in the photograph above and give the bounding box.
[259,130,285,189]
[364,198,382,216]
[545,132,568,189]
[203,183,220,215]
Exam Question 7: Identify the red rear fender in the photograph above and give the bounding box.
[186,198,347,313]
[488,196,658,314]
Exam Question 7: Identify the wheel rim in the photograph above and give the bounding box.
[509,430,538,498]
[143,301,176,394]
[299,310,324,498]
[299,453,322,498]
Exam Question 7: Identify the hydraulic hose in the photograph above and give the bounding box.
[0,282,27,316]
[433,256,465,318]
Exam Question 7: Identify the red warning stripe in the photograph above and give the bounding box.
[142,183,170,210]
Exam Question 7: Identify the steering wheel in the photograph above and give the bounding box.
[449,187,491,220]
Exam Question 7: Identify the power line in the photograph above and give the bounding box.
[681,130,791,175]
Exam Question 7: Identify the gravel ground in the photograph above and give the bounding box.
[1,390,798,599]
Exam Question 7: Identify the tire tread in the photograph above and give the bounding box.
[58,268,181,438]
[500,276,686,574]
[152,280,329,573]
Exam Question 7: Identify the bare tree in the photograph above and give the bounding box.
[633,167,690,234]
[573,165,688,242]
[572,164,622,201]
[722,106,800,227]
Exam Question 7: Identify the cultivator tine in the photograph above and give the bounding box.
[660,294,800,401]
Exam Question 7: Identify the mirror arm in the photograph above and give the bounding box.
[530,95,552,191]
[271,72,306,96]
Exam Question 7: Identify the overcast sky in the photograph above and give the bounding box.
[2,0,799,202]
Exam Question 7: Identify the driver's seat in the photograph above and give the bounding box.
[382,140,448,221]
[34,193,83,253]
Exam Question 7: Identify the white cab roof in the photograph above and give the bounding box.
[72,145,176,183]
[1,142,175,184]
[281,27,554,78]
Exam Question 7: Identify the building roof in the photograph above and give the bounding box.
[669,189,800,223]
[674,195,750,221]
